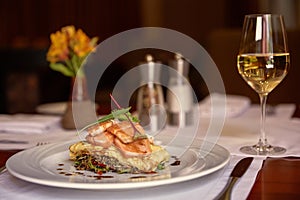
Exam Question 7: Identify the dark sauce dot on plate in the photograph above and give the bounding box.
[170,160,181,166]
[59,171,74,176]
[144,171,156,174]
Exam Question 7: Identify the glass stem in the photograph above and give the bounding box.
[259,93,268,146]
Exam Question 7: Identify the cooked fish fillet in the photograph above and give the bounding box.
[107,121,145,143]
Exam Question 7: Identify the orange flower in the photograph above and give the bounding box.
[73,29,95,57]
[46,25,98,77]
[61,25,76,38]
[47,31,69,63]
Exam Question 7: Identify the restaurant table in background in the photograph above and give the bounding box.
[0,100,300,199]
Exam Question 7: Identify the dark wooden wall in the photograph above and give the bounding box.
[0,0,141,48]
[0,0,142,113]
[1,0,299,114]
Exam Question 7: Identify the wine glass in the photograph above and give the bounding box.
[237,14,290,155]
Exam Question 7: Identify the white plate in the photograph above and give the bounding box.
[6,140,230,190]
[36,102,67,115]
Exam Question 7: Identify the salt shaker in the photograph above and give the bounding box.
[137,55,165,132]
[166,54,193,126]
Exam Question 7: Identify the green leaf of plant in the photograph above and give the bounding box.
[49,63,74,77]
[90,37,99,46]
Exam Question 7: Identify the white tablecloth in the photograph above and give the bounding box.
[0,103,299,200]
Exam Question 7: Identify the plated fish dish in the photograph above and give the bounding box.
[69,106,170,175]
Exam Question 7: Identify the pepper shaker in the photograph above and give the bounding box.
[166,53,193,126]
[136,54,165,132]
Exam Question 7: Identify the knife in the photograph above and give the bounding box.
[214,157,254,200]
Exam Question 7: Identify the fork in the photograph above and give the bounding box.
[0,165,6,174]
[0,142,49,174]
[36,142,49,146]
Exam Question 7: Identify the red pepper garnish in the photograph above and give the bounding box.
[97,171,103,175]
[98,163,106,168]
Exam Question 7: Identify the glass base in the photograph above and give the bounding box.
[240,144,286,155]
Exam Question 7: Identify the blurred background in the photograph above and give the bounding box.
[1,0,300,114]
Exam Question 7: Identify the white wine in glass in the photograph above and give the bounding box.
[237,14,290,155]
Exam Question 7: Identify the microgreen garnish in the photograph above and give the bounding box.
[110,94,147,140]
[77,96,143,140]
[98,107,132,123]
[77,107,138,136]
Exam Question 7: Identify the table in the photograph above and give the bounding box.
[2,152,300,199]
[1,103,300,199]
[248,157,300,199]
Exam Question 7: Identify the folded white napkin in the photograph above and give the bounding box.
[0,114,60,134]
[199,93,251,118]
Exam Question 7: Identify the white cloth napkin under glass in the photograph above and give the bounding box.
[199,93,251,118]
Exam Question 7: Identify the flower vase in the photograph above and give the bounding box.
[61,75,96,129]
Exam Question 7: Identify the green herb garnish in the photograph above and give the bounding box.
[77,106,139,135]
[111,108,139,123]
[110,94,146,140]
[157,162,166,170]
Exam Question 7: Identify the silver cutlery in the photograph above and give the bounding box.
[0,142,49,175]
[36,142,49,146]
[214,157,254,200]
[0,165,7,174]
